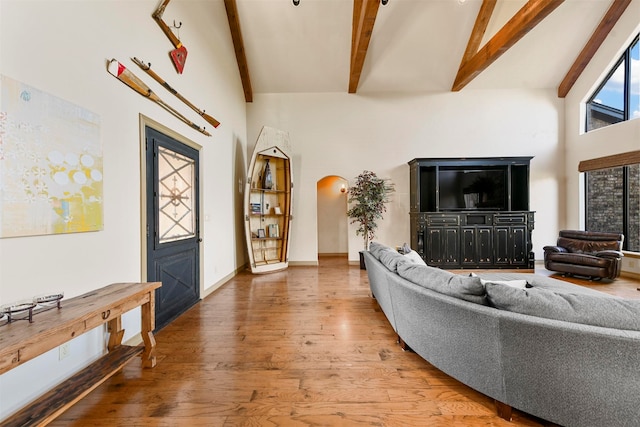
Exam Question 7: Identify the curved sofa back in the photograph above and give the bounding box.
[363,249,640,427]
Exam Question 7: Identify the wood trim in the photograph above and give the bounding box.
[557,0,631,98]
[578,150,640,172]
[452,0,564,92]
[349,0,380,93]
[224,0,253,102]
[458,0,497,69]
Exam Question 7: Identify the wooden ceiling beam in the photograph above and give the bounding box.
[349,0,380,94]
[224,0,253,103]
[557,0,631,98]
[458,0,497,70]
[452,0,564,92]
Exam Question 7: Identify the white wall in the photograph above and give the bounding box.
[247,89,565,263]
[0,0,248,419]
[564,1,640,231]
[563,1,640,275]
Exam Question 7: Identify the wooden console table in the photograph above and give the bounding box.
[0,281,161,426]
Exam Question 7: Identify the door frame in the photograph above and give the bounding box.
[139,114,204,296]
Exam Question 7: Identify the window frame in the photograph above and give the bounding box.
[585,34,639,132]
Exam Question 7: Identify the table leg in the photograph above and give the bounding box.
[141,295,157,368]
[107,316,124,351]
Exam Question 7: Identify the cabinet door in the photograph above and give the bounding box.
[476,227,493,266]
[462,227,492,267]
[493,227,511,266]
[494,226,528,266]
[426,227,445,265]
[442,227,459,267]
[461,227,476,266]
[427,227,458,266]
[511,226,527,265]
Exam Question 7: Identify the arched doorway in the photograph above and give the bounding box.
[317,176,349,258]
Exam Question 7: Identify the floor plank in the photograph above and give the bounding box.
[48,256,639,426]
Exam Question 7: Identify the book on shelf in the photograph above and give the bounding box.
[250,203,261,214]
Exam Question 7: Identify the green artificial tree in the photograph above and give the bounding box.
[346,170,395,253]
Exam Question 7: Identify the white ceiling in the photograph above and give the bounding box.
[233,0,613,95]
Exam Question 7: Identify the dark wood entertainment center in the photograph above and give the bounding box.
[409,157,535,269]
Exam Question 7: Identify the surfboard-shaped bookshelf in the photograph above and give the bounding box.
[244,126,293,274]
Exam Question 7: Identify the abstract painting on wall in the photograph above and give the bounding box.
[0,75,103,238]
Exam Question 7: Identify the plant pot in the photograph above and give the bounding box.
[359,251,366,270]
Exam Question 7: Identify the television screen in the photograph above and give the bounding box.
[439,168,507,211]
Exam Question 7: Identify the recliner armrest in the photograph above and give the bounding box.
[543,246,567,253]
[594,250,624,260]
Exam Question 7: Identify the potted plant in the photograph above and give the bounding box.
[346,170,395,269]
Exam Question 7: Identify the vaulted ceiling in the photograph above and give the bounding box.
[222,0,631,102]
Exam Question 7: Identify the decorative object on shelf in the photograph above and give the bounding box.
[34,292,64,309]
[347,170,395,258]
[0,292,65,325]
[152,0,188,73]
[262,159,274,189]
[244,126,293,274]
[1,301,37,323]
[107,59,211,136]
[131,58,220,128]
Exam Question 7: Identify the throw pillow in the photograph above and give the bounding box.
[378,248,408,272]
[485,282,640,331]
[468,272,530,289]
[397,262,487,305]
[368,241,389,260]
[482,279,529,289]
[404,250,427,266]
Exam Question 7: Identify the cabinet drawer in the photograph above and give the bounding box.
[494,214,527,224]
[84,293,151,330]
[427,215,459,226]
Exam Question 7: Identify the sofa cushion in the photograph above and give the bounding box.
[397,262,487,305]
[485,282,640,331]
[378,249,407,272]
[368,242,388,260]
[545,252,613,268]
[403,250,427,266]
[482,279,529,289]
[469,273,529,289]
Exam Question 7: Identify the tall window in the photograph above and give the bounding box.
[585,164,639,252]
[585,34,639,132]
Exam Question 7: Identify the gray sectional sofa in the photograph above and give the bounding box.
[365,242,640,427]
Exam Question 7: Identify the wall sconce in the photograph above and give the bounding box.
[340,184,348,194]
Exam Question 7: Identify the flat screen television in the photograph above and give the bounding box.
[438,168,507,211]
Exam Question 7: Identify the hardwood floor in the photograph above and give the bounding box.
[51,257,640,426]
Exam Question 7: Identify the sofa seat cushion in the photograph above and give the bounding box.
[397,262,487,305]
[545,251,613,268]
[485,282,640,331]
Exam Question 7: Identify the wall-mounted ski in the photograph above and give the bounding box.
[131,57,220,128]
[107,59,210,136]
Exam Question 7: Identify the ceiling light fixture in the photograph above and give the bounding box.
[293,0,300,5]
[381,0,389,4]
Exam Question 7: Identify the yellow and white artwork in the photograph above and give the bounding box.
[0,75,103,238]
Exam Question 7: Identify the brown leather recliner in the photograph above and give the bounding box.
[543,230,624,280]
